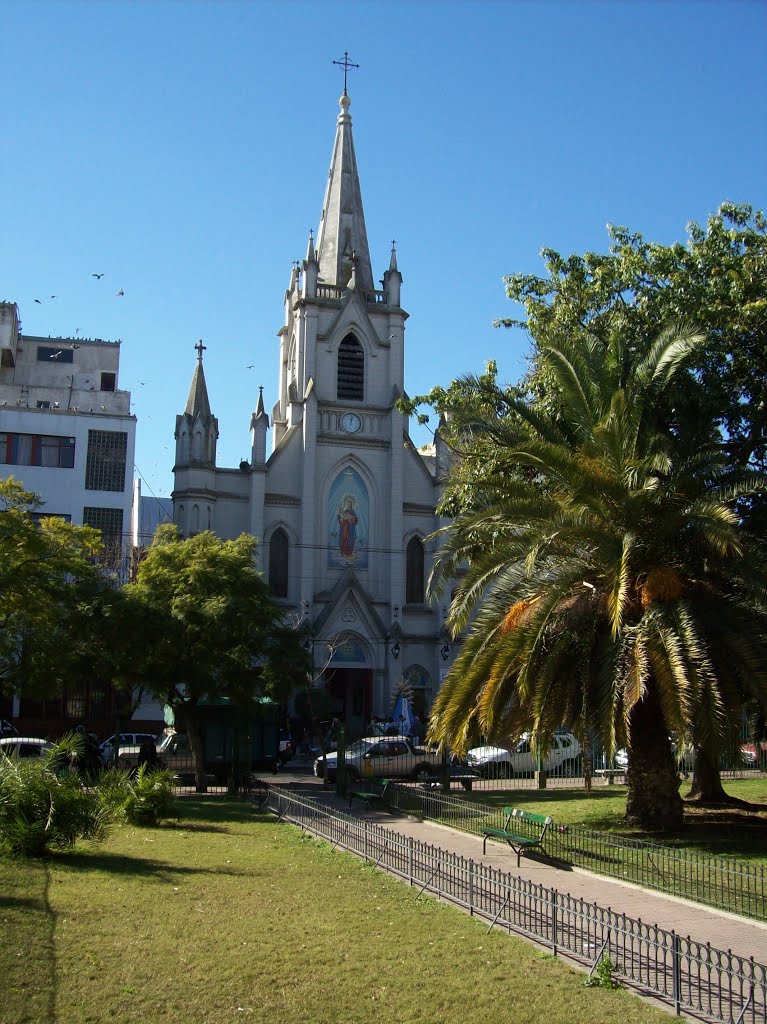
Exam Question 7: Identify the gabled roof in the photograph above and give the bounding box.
[312,568,388,640]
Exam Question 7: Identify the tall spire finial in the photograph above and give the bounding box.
[332,50,359,95]
[195,339,206,364]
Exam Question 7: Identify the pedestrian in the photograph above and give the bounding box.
[137,736,158,770]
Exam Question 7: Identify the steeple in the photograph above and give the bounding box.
[185,339,212,419]
[315,92,374,292]
[175,339,219,467]
[302,229,318,299]
[250,385,269,464]
[383,240,402,306]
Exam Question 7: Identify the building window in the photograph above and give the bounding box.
[85,430,127,491]
[268,528,289,598]
[337,334,364,401]
[82,506,124,569]
[31,512,72,524]
[100,372,116,391]
[0,432,75,468]
[83,506,123,537]
[36,346,74,364]
[405,536,425,604]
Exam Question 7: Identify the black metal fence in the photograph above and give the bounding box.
[374,780,766,922]
[254,784,766,1024]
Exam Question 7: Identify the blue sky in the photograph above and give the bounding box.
[1,1,765,498]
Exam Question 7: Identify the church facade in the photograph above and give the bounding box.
[172,89,453,733]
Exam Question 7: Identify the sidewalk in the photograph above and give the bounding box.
[270,770,767,965]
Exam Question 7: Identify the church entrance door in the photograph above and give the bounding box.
[324,668,372,737]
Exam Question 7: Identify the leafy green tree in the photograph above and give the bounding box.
[500,202,767,479]
[0,477,102,695]
[427,328,767,830]
[128,525,309,790]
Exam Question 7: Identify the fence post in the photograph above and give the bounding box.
[469,860,474,916]
[409,836,414,886]
[364,821,369,861]
[551,889,558,956]
[671,931,681,1015]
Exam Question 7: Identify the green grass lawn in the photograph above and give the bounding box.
[460,777,767,864]
[0,798,674,1024]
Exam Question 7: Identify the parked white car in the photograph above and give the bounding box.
[100,732,159,761]
[0,736,54,759]
[467,732,582,777]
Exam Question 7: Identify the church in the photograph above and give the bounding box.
[172,85,454,734]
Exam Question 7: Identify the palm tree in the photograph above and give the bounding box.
[427,326,767,830]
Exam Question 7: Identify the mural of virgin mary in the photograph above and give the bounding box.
[338,497,358,559]
[328,468,369,568]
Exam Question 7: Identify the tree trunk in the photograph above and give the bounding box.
[626,684,683,830]
[175,703,207,794]
[687,746,728,802]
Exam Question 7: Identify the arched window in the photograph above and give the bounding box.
[405,536,425,604]
[337,334,364,401]
[269,528,289,598]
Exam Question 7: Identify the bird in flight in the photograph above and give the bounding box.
[50,351,64,360]
[92,273,104,279]
[34,298,42,304]
[245,365,255,369]
[116,288,124,297]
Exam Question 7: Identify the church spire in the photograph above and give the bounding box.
[315,90,374,292]
[175,339,218,468]
[185,339,212,419]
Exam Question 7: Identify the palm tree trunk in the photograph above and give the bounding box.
[687,747,728,802]
[626,684,683,830]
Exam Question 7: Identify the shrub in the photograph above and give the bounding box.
[0,733,112,857]
[584,955,623,990]
[98,765,180,827]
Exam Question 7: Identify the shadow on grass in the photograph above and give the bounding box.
[176,796,265,825]
[53,849,254,880]
[0,893,48,911]
[0,858,57,1024]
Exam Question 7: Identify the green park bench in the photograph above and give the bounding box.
[481,807,552,866]
[348,777,392,811]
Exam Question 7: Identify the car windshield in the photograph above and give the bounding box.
[345,740,375,756]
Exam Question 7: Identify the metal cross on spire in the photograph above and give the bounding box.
[332,51,359,95]
[195,339,206,363]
